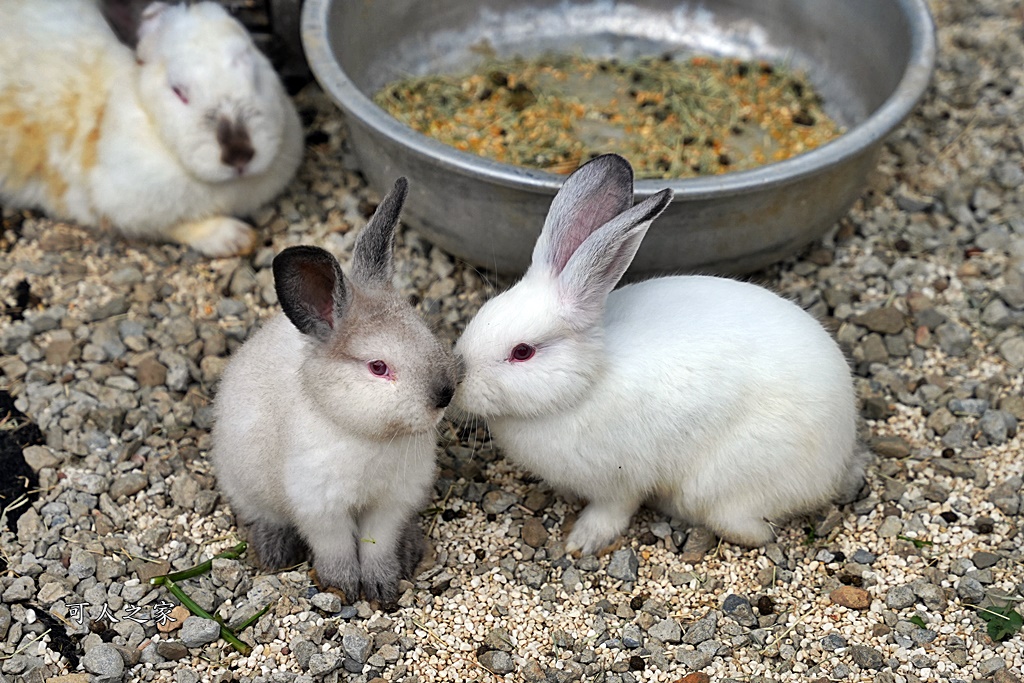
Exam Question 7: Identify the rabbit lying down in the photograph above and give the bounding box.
[0,0,303,257]
[212,179,459,604]
[454,154,869,555]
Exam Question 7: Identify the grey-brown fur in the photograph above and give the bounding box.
[211,177,457,604]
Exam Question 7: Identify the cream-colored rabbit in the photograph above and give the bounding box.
[0,0,303,256]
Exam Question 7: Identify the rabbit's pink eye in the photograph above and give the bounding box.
[368,360,390,377]
[172,85,189,105]
[509,343,536,362]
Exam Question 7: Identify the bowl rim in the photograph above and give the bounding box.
[301,0,936,200]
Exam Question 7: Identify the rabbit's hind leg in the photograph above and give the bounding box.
[168,216,257,257]
[705,506,776,548]
[245,518,309,570]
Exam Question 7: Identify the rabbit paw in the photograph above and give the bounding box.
[396,518,426,579]
[169,216,257,257]
[360,556,401,606]
[313,554,361,602]
[565,502,635,556]
[247,519,308,570]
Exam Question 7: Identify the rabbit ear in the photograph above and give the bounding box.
[100,0,167,47]
[352,177,408,285]
[560,189,673,324]
[532,155,635,276]
[273,246,350,342]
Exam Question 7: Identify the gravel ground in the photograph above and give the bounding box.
[2,1,1023,682]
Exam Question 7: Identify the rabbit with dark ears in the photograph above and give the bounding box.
[453,154,865,555]
[212,178,458,603]
[0,0,302,256]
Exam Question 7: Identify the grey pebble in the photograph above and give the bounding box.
[935,321,973,356]
[478,650,515,674]
[722,594,757,627]
[484,627,514,652]
[851,550,876,564]
[972,551,1001,569]
[155,641,189,661]
[481,489,518,514]
[311,592,342,613]
[850,644,885,670]
[682,612,717,645]
[1,576,34,602]
[675,649,713,670]
[292,639,317,670]
[622,623,643,649]
[606,548,639,583]
[83,643,125,681]
[307,653,340,677]
[978,656,1005,676]
[647,618,681,644]
[342,625,372,663]
[885,585,916,610]
[180,616,222,648]
[956,577,986,603]
[911,582,948,611]
[820,633,848,651]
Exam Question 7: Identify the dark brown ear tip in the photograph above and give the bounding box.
[582,154,635,184]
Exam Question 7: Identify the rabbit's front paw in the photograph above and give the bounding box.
[360,555,401,606]
[247,519,308,570]
[170,216,257,257]
[313,554,361,602]
[565,501,636,556]
[396,518,426,579]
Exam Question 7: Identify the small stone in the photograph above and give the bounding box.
[521,518,549,548]
[820,633,847,651]
[109,472,149,500]
[956,577,985,604]
[622,623,643,649]
[679,527,717,562]
[648,618,682,644]
[291,639,317,670]
[157,605,191,633]
[948,397,990,417]
[912,582,947,611]
[522,489,553,513]
[830,586,871,610]
[136,356,168,387]
[179,616,221,648]
[871,435,911,459]
[851,550,875,564]
[885,586,915,610]
[972,551,1001,569]
[2,576,34,602]
[676,649,713,670]
[484,627,514,652]
[678,674,711,683]
[682,613,717,645]
[312,592,343,613]
[853,307,905,334]
[850,645,885,670]
[935,321,972,356]
[998,337,1024,368]
[308,653,340,677]
[155,641,189,661]
[722,594,757,627]
[478,650,514,674]
[992,669,1020,683]
[606,549,639,583]
[343,626,372,663]
[481,489,518,514]
[978,656,1005,676]
[83,643,125,680]
[22,445,61,471]
[877,515,903,538]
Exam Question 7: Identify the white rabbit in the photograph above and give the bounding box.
[211,178,458,603]
[453,154,864,555]
[0,0,303,257]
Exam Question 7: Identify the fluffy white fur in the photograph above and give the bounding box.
[0,0,302,256]
[454,154,862,554]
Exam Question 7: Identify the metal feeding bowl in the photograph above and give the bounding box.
[301,0,935,275]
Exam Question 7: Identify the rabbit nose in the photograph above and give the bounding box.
[217,117,255,173]
[434,382,455,410]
